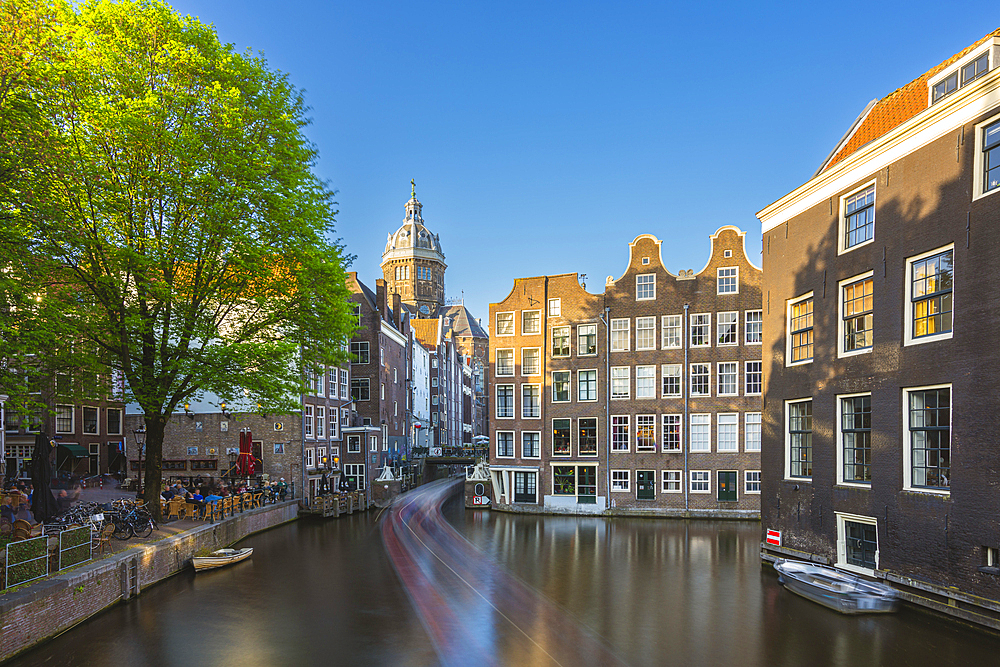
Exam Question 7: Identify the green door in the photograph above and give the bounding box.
[718,471,738,502]
[637,470,655,500]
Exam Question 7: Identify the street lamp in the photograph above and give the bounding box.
[133,425,146,495]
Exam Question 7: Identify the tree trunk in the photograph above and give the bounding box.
[142,416,166,522]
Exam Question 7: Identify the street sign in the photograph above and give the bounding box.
[472,496,490,506]
[766,529,781,546]
[430,447,442,457]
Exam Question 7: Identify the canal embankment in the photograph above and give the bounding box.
[0,499,298,663]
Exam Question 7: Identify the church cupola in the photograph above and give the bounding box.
[381,180,448,316]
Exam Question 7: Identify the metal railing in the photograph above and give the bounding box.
[6,535,49,589]
[58,526,92,571]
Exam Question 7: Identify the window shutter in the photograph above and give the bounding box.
[837,538,846,566]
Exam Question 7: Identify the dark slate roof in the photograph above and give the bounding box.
[438,305,488,340]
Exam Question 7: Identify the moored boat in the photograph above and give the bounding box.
[773,559,898,614]
[192,548,253,571]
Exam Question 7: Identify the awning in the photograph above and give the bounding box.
[58,444,90,458]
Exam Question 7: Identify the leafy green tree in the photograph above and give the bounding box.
[1,0,355,517]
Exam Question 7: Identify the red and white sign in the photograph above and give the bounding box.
[766,529,782,547]
[472,496,490,506]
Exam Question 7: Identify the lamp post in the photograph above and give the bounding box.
[133,425,146,495]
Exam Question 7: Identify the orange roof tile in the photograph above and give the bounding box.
[411,318,439,350]
[822,28,1000,172]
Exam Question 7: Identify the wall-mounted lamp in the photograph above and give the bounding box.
[183,402,194,420]
[220,401,232,420]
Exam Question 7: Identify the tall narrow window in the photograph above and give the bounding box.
[690,364,710,397]
[579,418,598,456]
[522,432,540,458]
[843,277,874,352]
[636,317,656,350]
[611,367,630,399]
[908,387,950,490]
[661,364,681,397]
[717,267,738,294]
[496,312,514,336]
[717,362,737,396]
[522,385,540,418]
[553,419,571,457]
[522,310,541,334]
[548,298,561,317]
[841,395,871,483]
[495,349,514,376]
[636,415,656,451]
[788,400,813,478]
[745,310,762,344]
[789,296,814,363]
[521,348,540,375]
[496,385,514,418]
[745,413,761,452]
[844,185,875,249]
[717,413,738,452]
[578,324,597,355]
[662,415,681,451]
[611,319,630,351]
[578,370,597,401]
[717,311,738,345]
[910,249,953,339]
[552,327,570,357]
[496,431,514,457]
[636,365,656,399]
[552,371,571,402]
[611,416,630,452]
[690,414,710,452]
[985,119,1000,193]
[661,315,682,348]
[636,274,655,300]
[690,314,711,347]
[745,361,762,395]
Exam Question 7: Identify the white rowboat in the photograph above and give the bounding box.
[192,548,253,571]
[774,559,898,614]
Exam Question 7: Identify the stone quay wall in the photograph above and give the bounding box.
[0,500,298,662]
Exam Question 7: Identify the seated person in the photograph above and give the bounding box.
[192,489,204,503]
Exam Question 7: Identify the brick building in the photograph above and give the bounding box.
[757,29,1000,625]
[488,227,762,516]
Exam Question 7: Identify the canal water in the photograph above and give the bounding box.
[10,482,1000,666]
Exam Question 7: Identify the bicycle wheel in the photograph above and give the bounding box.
[112,518,133,540]
[133,518,154,538]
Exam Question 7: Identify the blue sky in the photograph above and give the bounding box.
[169,0,997,324]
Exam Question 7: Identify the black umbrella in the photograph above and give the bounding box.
[30,432,59,522]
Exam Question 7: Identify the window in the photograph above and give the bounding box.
[906,386,950,491]
[636,317,656,350]
[496,385,514,418]
[932,71,957,103]
[316,406,325,437]
[553,419,571,457]
[83,407,98,435]
[552,327,570,357]
[982,118,1000,195]
[690,414,710,452]
[521,348,541,376]
[690,313,711,347]
[716,311,738,346]
[351,341,370,364]
[962,52,989,85]
[662,470,682,493]
[636,274,655,300]
[611,415,630,452]
[745,471,761,494]
[837,514,879,574]
[514,471,537,503]
[611,470,631,492]
[788,294,814,364]
[496,431,514,457]
[395,265,410,280]
[496,349,514,376]
[611,319,630,351]
[691,471,710,493]
[839,394,871,484]
[106,408,122,436]
[717,413,738,452]
[578,324,597,355]
[636,365,656,399]
[717,362,737,396]
[717,267,738,294]
[661,315,682,349]
[745,413,761,452]
[578,370,597,401]
[431,377,438,388]
[380,383,385,400]
[553,465,597,500]
[662,415,681,452]
[745,361,762,395]
[417,266,432,280]
[344,464,366,491]
[842,275,874,354]
[56,405,74,433]
[521,385,540,418]
[611,367,630,399]
[330,410,338,439]
[907,247,953,344]
[552,371,571,402]
[347,435,361,453]
[548,298,561,316]
[579,418,598,456]
[340,370,349,399]
[522,432,540,458]
[316,370,325,396]
[496,312,514,336]
[787,400,813,478]
[304,405,314,437]
[745,310,762,344]
[328,369,337,398]
[432,395,438,405]
[843,184,875,250]
[661,364,681,397]
[522,310,541,334]
[305,448,315,468]
[690,364,710,397]
[636,415,655,451]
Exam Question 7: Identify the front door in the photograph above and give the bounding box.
[718,471,738,502]
[845,520,878,569]
[637,470,655,500]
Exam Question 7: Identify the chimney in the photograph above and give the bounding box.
[376,279,388,322]
[392,292,402,328]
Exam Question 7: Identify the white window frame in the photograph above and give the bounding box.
[548,298,561,317]
[106,408,123,436]
[636,273,656,300]
[661,364,682,398]
[745,412,761,452]
[717,267,739,294]
[520,348,541,376]
[82,406,99,435]
[305,447,315,468]
[578,417,599,457]
[495,384,515,419]
[838,181,877,255]
[662,470,682,493]
[690,470,711,494]
[745,470,761,494]
[717,311,738,346]
[635,316,656,350]
[717,362,738,397]
[521,431,541,459]
[903,244,955,347]
[690,363,710,397]
[611,366,630,400]
[745,360,762,396]
[521,310,541,335]
[495,311,515,336]
[785,398,813,481]
[636,414,656,451]
[661,314,682,349]
[974,110,1000,201]
[495,348,515,376]
[611,319,630,352]
[902,383,952,496]
[611,469,631,492]
[717,413,739,452]
[745,310,762,345]
[316,406,325,438]
[304,405,314,438]
[577,324,598,356]
[836,391,871,487]
[838,271,875,358]
[340,369,349,399]
[611,415,630,452]
[690,313,711,347]
[521,384,541,419]
[786,292,814,367]
[636,365,656,399]
[347,434,362,454]
[551,326,571,358]
[689,414,710,452]
[578,369,598,402]
[551,370,571,403]
[662,414,682,452]
[835,512,879,576]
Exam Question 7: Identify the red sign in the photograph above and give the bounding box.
[472,496,490,506]
[766,529,781,546]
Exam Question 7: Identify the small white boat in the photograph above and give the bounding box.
[192,548,253,571]
[774,559,898,614]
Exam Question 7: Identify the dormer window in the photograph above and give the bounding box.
[962,53,989,85]
[931,50,990,104]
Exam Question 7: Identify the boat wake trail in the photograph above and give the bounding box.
[382,479,628,667]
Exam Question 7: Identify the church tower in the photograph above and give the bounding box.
[381,181,447,316]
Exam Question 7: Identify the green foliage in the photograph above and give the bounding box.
[5,535,48,587]
[0,0,355,511]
